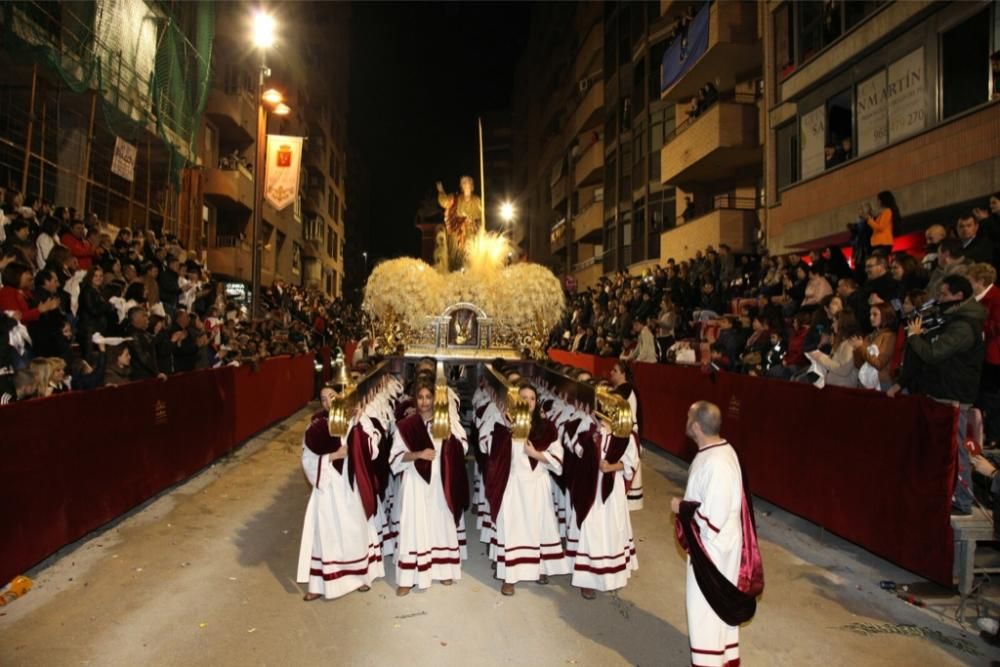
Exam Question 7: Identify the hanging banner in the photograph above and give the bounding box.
[264,135,303,211]
[661,2,710,93]
[799,105,826,180]
[111,137,137,182]
[888,48,926,143]
[856,70,888,156]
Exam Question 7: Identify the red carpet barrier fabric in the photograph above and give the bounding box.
[0,354,315,585]
[547,349,619,378]
[552,354,958,586]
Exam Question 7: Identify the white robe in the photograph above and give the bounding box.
[683,442,744,667]
[487,425,570,583]
[623,389,644,511]
[567,428,639,591]
[296,429,385,599]
[390,415,468,589]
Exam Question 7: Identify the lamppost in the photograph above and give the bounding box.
[250,10,290,319]
[499,201,516,226]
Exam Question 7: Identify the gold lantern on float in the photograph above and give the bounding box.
[431,361,451,439]
[595,385,634,438]
[327,355,352,438]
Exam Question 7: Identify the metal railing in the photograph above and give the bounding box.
[573,251,607,272]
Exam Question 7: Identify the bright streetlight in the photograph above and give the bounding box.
[252,11,276,48]
[500,201,516,224]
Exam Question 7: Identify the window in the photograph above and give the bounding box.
[292,243,301,274]
[649,39,668,102]
[775,120,798,191]
[327,187,335,217]
[329,152,337,181]
[605,108,618,147]
[621,211,632,266]
[326,226,334,257]
[604,16,617,78]
[649,106,674,183]
[777,1,884,81]
[941,6,991,120]
[603,221,616,273]
[332,230,339,259]
[825,88,853,163]
[632,57,646,110]
[604,155,617,208]
[632,120,646,185]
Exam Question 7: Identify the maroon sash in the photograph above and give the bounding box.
[569,424,599,528]
[369,418,391,501]
[527,419,558,471]
[304,410,344,473]
[395,413,468,527]
[441,435,470,526]
[396,413,434,484]
[554,418,583,493]
[485,422,512,523]
[394,397,416,422]
[346,424,378,520]
[600,434,631,502]
[674,451,764,625]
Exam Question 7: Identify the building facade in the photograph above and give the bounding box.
[0,0,212,245]
[204,1,348,299]
[763,0,1000,254]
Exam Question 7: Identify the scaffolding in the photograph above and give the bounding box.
[0,0,213,241]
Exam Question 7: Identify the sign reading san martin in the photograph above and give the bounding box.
[856,48,926,156]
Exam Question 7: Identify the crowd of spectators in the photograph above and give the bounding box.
[551,190,1000,513]
[0,187,365,405]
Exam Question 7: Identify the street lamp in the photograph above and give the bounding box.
[500,201,516,225]
[249,10,291,320]
[362,251,368,275]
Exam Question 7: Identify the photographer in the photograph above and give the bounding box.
[888,275,986,515]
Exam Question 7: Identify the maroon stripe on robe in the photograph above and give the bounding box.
[304,410,344,474]
[674,453,764,626]
[396,412,434,484]
[485,423,513,523]
[527,418,558,470]
[346,424,379,519]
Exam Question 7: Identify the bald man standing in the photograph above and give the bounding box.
[672,401,763,667]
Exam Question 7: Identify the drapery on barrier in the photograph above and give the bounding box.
[548,351,958,586]
[547,348,619,378]
[0,354,316,586]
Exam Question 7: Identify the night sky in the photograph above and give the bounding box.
[348,2,531,263]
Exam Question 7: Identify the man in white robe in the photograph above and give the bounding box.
[672,401,762,667]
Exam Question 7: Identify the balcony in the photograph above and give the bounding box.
[659,206,756,262]
[207,235,252,281]
[204,166,254,212]
[573,201,603,243]
[551,175,568,211]
[574,139,603,188]
[550,220,568,253]
[572,253,606,289]
[263,200,295,233]
[571,79,604,138]
[660,100,760,186]
[205,89,255,148]
[660,1,760,103]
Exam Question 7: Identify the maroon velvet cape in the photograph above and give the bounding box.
[485,418,558,523]
[304,410,344,486]
[395,412,468,526]
[569,428,631,528]
[674,454,764,626]
[345,423,379,520]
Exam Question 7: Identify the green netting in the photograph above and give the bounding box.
[0,0,214,185]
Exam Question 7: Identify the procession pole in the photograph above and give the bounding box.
[478,116,486,232]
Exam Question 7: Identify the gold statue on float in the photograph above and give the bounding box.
[436,175,483,271]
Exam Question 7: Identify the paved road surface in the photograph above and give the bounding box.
[0,407,991,666]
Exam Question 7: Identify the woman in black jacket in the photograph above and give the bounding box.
[77,266,116,361]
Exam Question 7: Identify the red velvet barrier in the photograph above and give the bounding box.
[548,349,619,379]
[564,356,958,586]
[231,355,315,444]
[0,354,315,586]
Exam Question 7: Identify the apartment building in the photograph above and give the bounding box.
[763,0,1000,255]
